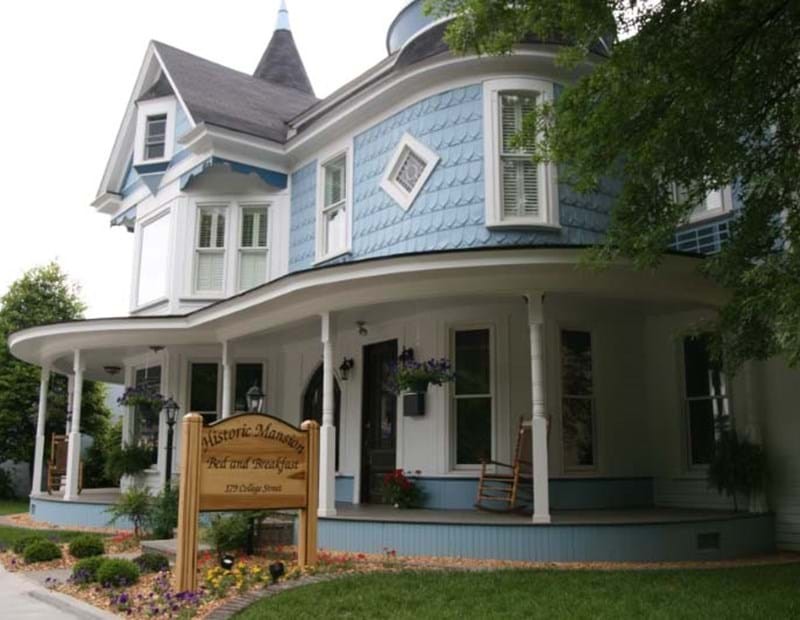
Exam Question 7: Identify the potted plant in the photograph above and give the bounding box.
[106,443,155,489]
[118,386,165,425]
[382,469,424,508]
[707,416,768,512]
[386,348,455,416]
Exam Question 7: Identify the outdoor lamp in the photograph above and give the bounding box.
[269,561,285,583]
[339,357,354,381]
[163,397,180,425]
[163,397,180,490]
[246,383,265,413]
[220,554,235,570]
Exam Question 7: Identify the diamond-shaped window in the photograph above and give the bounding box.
[380,132,440,211]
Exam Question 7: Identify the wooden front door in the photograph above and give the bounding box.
[361,339,398,503]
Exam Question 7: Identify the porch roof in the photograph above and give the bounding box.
[9,247,723,379]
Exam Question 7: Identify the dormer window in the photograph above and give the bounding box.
[483,78,558,228]
[380,132,440,211]
[144,114,167,160]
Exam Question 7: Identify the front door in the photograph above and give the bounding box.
[361,339,398,503]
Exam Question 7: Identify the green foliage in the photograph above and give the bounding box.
[22,539,62,563]
[12,533,46,554]
[106,487,151,538]
[203,513,251,556]
[429,0,800,371]
[133,551,170,574]
[95,558,140,587]
[708,418,768,512]
[105,443,153,483]
[0,469,16,499]
[83,419,122,488]
[68,534,105,558]
[0,263,110,463]
[72,556,107,584]
[148,485,179,540]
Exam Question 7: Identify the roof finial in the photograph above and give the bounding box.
[275,0,290,31]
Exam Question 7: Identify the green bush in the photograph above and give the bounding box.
[203,513,251,555]
[148,486,178,539]
[105,443,153,484]
[708,419,768,511]
[23,539,62,563]
[72,556,107,584]
[133,551,170,574]
[68,534,105,558]
[96,558,140,587]
[12,534,46,555]
[106,487,151,538]
[0,469,17,500]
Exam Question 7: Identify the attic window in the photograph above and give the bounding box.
[145,114,167,160]
[380,133,439,211]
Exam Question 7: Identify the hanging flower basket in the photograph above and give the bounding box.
[118,386,165,423]
[386,353,454,416]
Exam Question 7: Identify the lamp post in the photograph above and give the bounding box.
[246,384,265,414]
[163,397,180,490]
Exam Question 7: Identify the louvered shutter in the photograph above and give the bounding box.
[499,93,540,219]
[196,253,224,291]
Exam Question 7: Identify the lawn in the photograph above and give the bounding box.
[0,499,29,516]
[0,525,89,549]
[235,564,800,619]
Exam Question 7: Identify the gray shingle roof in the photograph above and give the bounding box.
[253,30,315,96]
[153,41,318,143]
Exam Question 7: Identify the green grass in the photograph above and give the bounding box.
[235,565,800,619]
[0,499,29,516]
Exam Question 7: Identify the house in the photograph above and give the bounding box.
[9,1,798,562]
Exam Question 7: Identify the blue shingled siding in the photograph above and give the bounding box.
[289,161,318,271]
[287,84,614,271]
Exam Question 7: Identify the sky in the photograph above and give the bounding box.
[0,0,409,317]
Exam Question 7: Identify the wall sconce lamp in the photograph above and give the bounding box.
[103,366,122,376]
[246,384,265,414]
[339,358,355,381]
[356,321,368,336]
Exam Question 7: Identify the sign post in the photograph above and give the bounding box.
[175,413,319,592]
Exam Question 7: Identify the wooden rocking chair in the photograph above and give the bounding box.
[47,434,82,494]
[475,418,533,512]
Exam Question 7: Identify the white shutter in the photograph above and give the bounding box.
[215,213,226,248]
[499,92,540,219]
[502,160,520,218]
[521,160,539,217]
[198,213,213,248]
[239,252,267,290]
[196,253,224,291]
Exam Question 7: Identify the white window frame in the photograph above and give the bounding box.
[483,78,559,229]
[315,143,353,263]
[558,326,599,473]
[133,96,177,165]
[449,324,497,470]
[674,185,734,224]
[193,203,228,295]
[379,132,440,211]
[237,203,270,292]
[132,208,172,312]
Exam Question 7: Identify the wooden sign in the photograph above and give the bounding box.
[175,413,319,592]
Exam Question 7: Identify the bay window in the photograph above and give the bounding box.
[238,205,269,291]
[195,206,226,293]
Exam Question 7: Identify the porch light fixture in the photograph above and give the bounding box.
[357,321,368,336]
[103,366,121,376]
[339,357,354,381]
[246,384,265,414]
[163,397,180,490]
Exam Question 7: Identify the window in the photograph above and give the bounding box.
[190,363,219,424]
[133,366,161,466]
[683,334,729,466]
[453,329,493,466]
[560,329,596,470]
[483,78,557,227]
[379,132,440,211]
[234,363,264,412]
[195,206,226,293]
[317,151,350,260]
[675,186,733,223]
[238,205,269,291]
[136,213,170,307]
[144,114,167,160]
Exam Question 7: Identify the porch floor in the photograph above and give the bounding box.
[327,503,744,526]
[32,488,122,504]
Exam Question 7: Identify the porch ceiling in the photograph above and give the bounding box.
[9,247,723,375]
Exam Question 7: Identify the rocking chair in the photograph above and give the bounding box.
[475,418,533,512]
[47,434,82,494]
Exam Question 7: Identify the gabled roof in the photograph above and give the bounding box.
[153,41,318,143]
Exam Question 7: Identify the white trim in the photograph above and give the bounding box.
[483,78,559,229]
[379,132,440,211]
[315,141,353,263]
[237,202,271,292]
[131,206,173,313]
[686,186,734,224]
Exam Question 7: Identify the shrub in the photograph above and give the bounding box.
[133,551,170,574]
[148,486,178,539]
[96,558,140,587]
[23,539,62,563]
[12,534,46,555]
[708,418,768,511]
[203,513,251,556]
[72,556,107,584]
[0,468,17,500]
[68,534,105,558]
[105,443,154,484]
[106,487,151,538]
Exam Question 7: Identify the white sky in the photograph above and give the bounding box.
[0,0,409,317]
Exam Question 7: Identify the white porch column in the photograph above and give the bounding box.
[743,361,767,513]
[528,293,551,524]
[121,366,135,446]
[64,350,84,501]
[31,365,50,495]
[318,312,337,516]
[221,341,233,418]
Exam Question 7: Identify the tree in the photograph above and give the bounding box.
[428,0,800,370]
[0,263,110,465]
